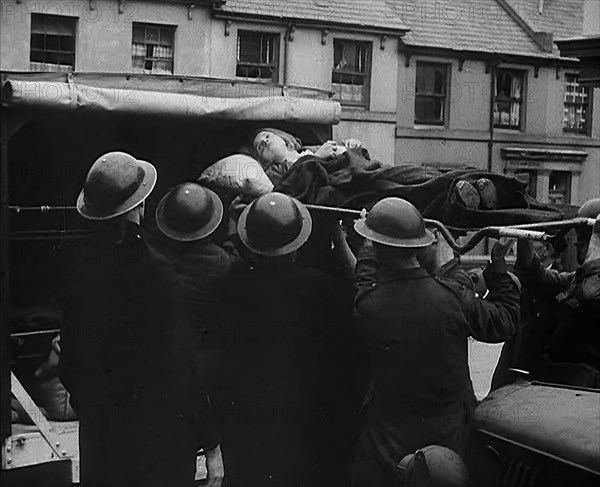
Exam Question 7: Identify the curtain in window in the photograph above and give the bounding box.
[510,75,522,127]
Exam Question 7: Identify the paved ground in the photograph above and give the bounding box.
[468,339,504,400]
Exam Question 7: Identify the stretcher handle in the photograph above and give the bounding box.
[304,203,549,255]
[420,220,547,254]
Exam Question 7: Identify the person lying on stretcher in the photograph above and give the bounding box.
[252,128,363,185]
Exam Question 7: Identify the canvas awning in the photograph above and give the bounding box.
[1,72,342,124]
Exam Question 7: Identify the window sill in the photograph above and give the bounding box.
[340,110,395,123]
[494,127,523,134]
[234,76,278,84]
[562,131,592,138]
[413,123,447,129]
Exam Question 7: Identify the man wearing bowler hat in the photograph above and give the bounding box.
[345,197,520,487]
[60,152,222,487]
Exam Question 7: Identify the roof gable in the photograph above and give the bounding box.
[386,0,558,58]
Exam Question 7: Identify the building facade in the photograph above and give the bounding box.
[1,0,598,204]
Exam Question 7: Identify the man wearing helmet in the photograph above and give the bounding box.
[512,198,600,387]
[345,197,520,487]
[221,192,350,486]
[60,153,222,487]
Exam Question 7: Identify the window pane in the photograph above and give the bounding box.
[31,34,45,50]
[331,39,371,106]
[45,35,60,51]
[236,31,279,82]
[132,23,175,74]
[495,70,523,129]
[238,32,261,63]
[30,49,46,64]
[548,171,571,204]
[60,36,74,52]
[416,64,446,95]
[30,14,76,69]
[563,74,590,133]
[333,40,368,74]
[160,29,173,46]
[146,27,159,43]
[31,14,45,34]
[415,63,447,124]
[133,25,145,43]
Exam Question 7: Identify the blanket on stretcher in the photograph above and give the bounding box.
[273,149,563,228]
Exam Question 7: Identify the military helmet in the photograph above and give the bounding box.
[77,151,157,220]
[237,192,312,256]
[397,445,470,487]
[354,197,435,248]
[577,198,600,219]
[156,182,223,241]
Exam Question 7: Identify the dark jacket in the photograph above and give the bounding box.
[159,239,233,347]
[515,256,600,370]
[220,260,346,485]
[353,246,519,475]
[60,222,218,487]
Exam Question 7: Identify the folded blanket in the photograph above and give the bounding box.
[274,149,563,228]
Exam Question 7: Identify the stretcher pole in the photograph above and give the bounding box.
[304,203,560,255]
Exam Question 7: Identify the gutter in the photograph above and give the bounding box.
[397,43,579,68]
[212,11,409,38]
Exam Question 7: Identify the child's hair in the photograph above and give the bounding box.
[251,128,302,159]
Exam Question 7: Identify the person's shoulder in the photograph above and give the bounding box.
[432,268,478,301]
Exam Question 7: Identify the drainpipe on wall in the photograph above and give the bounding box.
[488,65,496,173]
[485,65,497,256]
[283,22,293,86]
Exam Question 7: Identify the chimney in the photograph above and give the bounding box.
[535,32,554,52]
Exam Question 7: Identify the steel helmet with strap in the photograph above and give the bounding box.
[237,192,312,256]
[155,182,223,241]
[354,197,435,248]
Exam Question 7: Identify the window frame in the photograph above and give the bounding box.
[30,13,77,71]
[235,30,280,83]
[548,170,572,205]
[414,61,451,126]
[563,73,592,136]
[131,22,176,75]
[331,39,372,109]
[494,68,526,131]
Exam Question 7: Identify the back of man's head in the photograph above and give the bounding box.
[374,243,419,268]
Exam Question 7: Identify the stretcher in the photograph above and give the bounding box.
[304,203,595,255]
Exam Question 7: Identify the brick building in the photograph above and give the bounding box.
[1,0,598,203]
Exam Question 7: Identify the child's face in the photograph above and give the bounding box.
[254,131,289,165]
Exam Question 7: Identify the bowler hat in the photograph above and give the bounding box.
[155,182,223,241]
[238,192,312,256]
[77,151,157,220]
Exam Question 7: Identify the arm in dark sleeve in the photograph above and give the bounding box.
[515,254,574,297]
[354,244,378,306]
[461,259,521,343]
[193,390,221,451]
